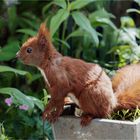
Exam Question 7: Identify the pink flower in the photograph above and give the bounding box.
[5,97,13,106]
[19,105,29,111]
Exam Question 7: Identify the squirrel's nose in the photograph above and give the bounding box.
[16,51,20,58]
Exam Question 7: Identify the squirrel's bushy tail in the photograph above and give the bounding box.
[112,64,140,111]
[115,79,140,111]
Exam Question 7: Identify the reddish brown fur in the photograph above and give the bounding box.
[17,23,117,126]
[112,64,140,111]
[18,23,140,126]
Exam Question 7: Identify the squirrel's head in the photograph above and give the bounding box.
[16,23,52,66]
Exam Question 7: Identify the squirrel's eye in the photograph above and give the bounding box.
[27,48,32,53]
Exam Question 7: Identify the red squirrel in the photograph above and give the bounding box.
[16,23,140,126]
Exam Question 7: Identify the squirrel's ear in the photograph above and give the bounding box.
[37,23,51,48]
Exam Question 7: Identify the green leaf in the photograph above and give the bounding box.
[22,12,41,22]
[66,28,84,39]
[53,0,66,8]
[17,29,37,36]
[7,6,18,34]
[118,28,139,47]
[28,74,41,84]
[0,87,44,111]
[0,65,30,76]
[0,65,32,80]
[20,17,39,30]
[0,88,34,109]
[121,16,135,27]
[127,9,140,14]
[43,89,49,105]
[70,0,95,10]
[0,52,15,61]
[50,9,69,37]
[134,0,140,6]
[72,11,99,46]
[42,2,54,16]
[108,45,126,54]
[54,38,70,48]
[0,41,19,61]
[89,8,115,22]
[30,96,44,111]
[66,28,90,40]
[94,18,117,30]
[89,9,116,29]
[42,0,66,16]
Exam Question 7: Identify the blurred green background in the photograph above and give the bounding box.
[0,0,140,139]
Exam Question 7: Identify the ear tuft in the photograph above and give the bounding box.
[38,23,51,48]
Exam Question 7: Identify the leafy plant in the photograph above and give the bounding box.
[42,0,100,53]
[0,123,10,140]
[0,64,52,139]
[109,107,140,121]
[0,87,44,111]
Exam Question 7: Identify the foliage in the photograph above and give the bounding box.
[109,107,140,121]
[0,123,10,140]
[0,0,140,139]
[0,87,44,111]
[0,65,52,139]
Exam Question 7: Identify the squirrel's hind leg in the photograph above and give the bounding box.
[79,84,112,126]
[80,113,93,126]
